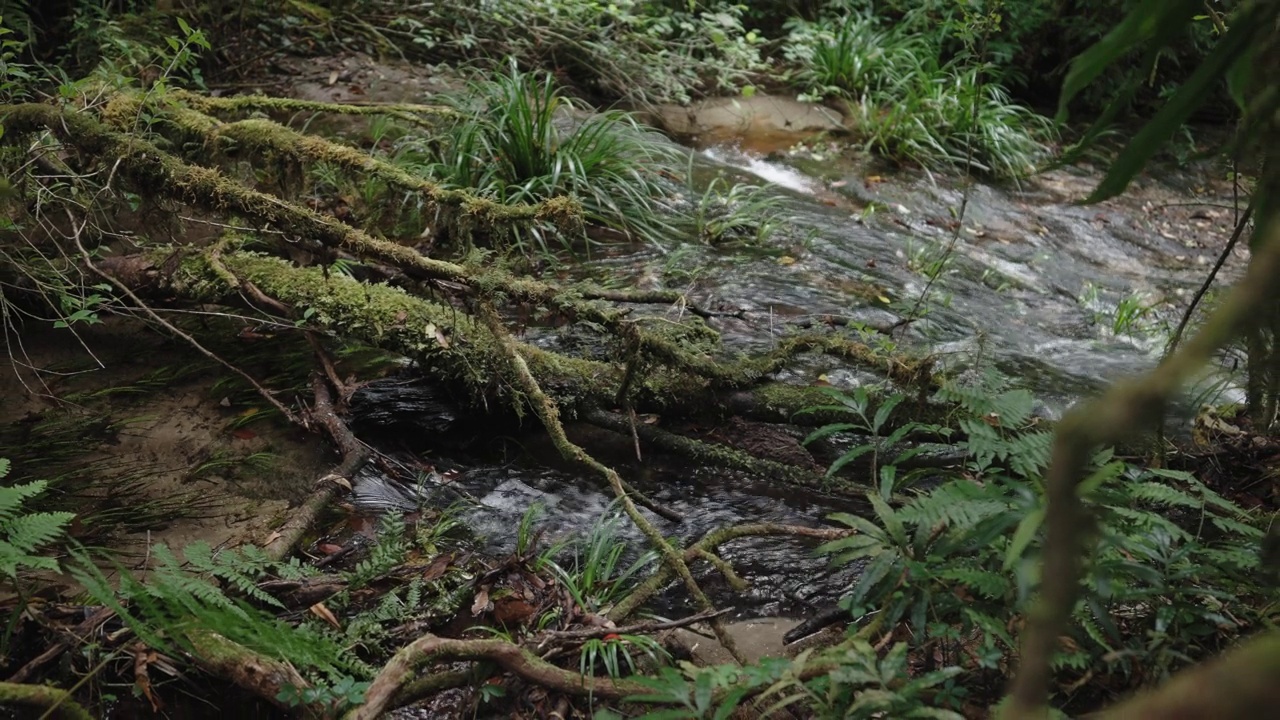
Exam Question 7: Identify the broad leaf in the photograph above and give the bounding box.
[1058,0,1200,121]
[1086,9,1263,202]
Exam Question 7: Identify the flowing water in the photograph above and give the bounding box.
[641,143,1244,416]
[351,139,1245,617]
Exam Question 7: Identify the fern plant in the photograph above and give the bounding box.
[798,386,946,497]
[70,544,372,704]
[801,373,1273,702]
[626,640,962,719]
[0,458,74,583]
[1,457,75,656]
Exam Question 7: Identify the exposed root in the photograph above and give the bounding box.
[390,669,476,711]
[185,630,314,712]
[6,608,114,684]
[349,634,651,720]
[263,372,369,560]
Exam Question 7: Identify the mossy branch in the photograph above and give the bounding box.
[102,94,581,238]
[475,300,745,663]
[173,89,459,128]
[0,681,94,720]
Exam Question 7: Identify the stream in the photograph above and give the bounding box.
[348,128,1246,620]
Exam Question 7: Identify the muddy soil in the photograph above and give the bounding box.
[1,319,329,562]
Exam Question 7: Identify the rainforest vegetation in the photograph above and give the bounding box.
[0,1,1277,718]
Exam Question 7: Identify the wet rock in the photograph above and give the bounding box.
[667,617,803,666]
[649,95,846,152]
[348,378,461,436]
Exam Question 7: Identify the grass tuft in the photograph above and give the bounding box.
[789,15,1054,179]
[394,63,682,255]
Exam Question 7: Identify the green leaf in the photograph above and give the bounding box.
[827,444,875,477]
[1086,12,1263,203]
[692,671,713,713]
[878,464,897,499]
[872,394,904,433]
[869,492,906,548]
[1226,44,1256,111]
[1057,0,1200,121]
[711,687,750,720]
[1004,507,1044,570]
[801,423,860,445]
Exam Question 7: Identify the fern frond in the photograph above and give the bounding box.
[899,481,1009,532]
[1127,481,1201,508]
[936,566,1009,599]
[0,480,56,523]
[0,511,76,553]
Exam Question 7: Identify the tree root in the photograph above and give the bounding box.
[6,607,114,684]
[348,634,651,720]
[184,630,319,716]
[390,668,476,711]
[264,372,369,560]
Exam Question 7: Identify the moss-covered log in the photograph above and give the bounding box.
[0,100,931,396]
[97,92,580,243]
[2,96,948,495]
[107,247,922,427]
[0,681,94,720]
[95,250,904,487]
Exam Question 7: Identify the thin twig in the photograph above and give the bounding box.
[67,212,302,426]
[533,608,731,648]
[1164,203,1253,359]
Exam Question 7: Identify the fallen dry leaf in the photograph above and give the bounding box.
[471,587,492,615]
[134,645,164,713]
[310,602,342,630]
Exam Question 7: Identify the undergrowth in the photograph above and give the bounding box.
[631,371,1273,717]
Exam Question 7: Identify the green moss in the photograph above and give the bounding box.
[132,93,579,241]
